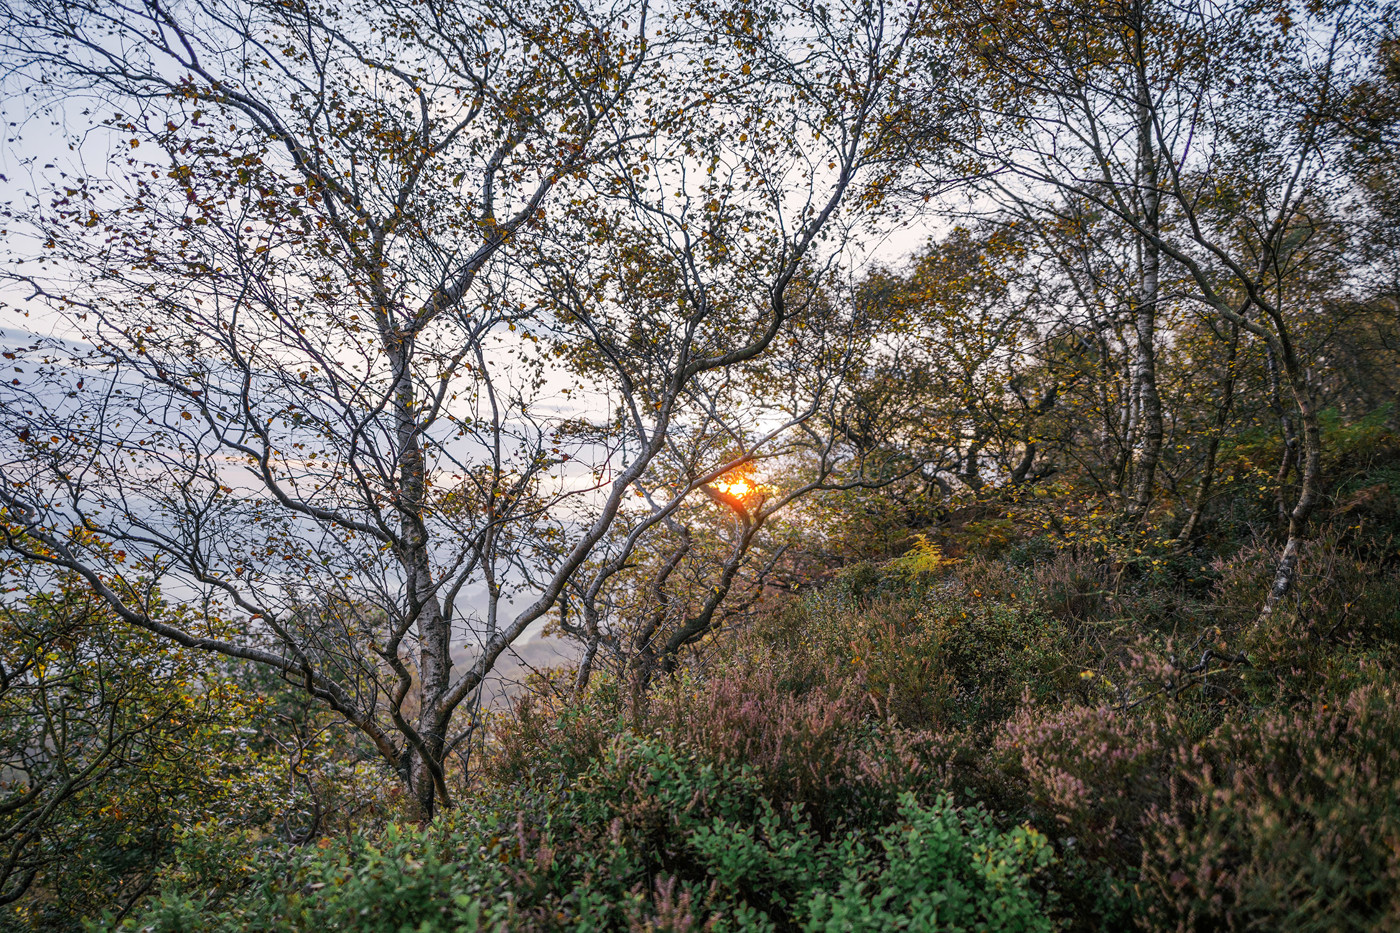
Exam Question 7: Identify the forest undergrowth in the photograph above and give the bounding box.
[95,414,1400,933]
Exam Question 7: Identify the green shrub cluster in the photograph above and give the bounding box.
[120,734,1055,932]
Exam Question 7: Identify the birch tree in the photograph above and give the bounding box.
[0,0,946,813]
[939,0,1378,606]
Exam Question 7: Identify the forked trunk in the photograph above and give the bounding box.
[1260,344,1323,620]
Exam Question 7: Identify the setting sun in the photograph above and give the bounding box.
[713,476,754,498]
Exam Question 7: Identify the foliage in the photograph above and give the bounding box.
[0,576,305,929]
[802,794,1054,933]
[112,823,504,933]
[1138,679,1400,932]
[120,735,1056,932]
[37,446,1400,931]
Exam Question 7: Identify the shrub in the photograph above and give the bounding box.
[1029,554,1112,626]
[1208,537,1400,706]
[652,663,876,823]
[482,677,623,791]
[749,582,1081,733]
[802,793,1055,933]
[116,823,504,932]
[921,597,1077,727]
[994,704,1169,867]
[1138,679,1400,932]
[113,477,1400,933]
[120,735,1056,933]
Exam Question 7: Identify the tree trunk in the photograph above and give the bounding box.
[386,317,453,817]
[1260,337,1323,620]
[1114,366,1139,494]
[1128,74,1164,522]
[1264,341,1300,529]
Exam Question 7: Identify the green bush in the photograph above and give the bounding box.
[115,823,504,932]
[119,734,1056,932]
[802,793,1054,933]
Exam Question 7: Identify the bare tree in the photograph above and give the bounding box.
[0,0,946,813]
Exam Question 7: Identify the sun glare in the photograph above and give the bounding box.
[710,467,762,501]
[714,477,754,498]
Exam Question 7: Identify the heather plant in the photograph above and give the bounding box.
[994,704,1169,866]
[1333,439,1400,561]
[1028,554,1112,626]
[746,583,1082,733]
[1138,678,1400,932]
[784,595,956,729]
[979,702,1164,927]
[652,663,875,822]
[482,676,624,792]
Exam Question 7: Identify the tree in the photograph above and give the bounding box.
[0,0,946,815]
[930,0,1187,521]
[525,0,957,698]
[935,0,1381,606]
